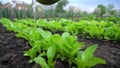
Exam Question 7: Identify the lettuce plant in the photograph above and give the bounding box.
[74,45,106,68]
[0,18,107,68]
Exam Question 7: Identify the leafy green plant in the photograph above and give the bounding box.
[0,18,107,68]
[34,56,49,68]
[74,45,106,68]
[60,32,84,65]
[47,45,56,68]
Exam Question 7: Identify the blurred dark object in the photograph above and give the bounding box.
[36,0,59,5]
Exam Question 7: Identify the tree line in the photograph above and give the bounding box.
[0,0,120,19]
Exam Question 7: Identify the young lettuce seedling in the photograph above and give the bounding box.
[74,45,106,68]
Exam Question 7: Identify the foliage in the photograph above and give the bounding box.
[55,0,68,13]
[14,8,23,19]
[15,18,120,41]
[1,18,120,41]
[0,8,11,18]
[106,4,116,16]
[0,2,119,19]
[0,18,106,68]
[97,4,106,16]
[74,45,106,68]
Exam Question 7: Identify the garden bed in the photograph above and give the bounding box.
[0,24,120,68]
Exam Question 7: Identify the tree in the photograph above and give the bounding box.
[55,0,68,13]
[97,4,106,16]
[93,7,101,16]
[0,1,3,18]
[115,9,120,17]
[106,4,116,16]
[0,1,2,7]
[67,6,75,17]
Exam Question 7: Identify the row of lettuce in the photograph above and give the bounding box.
[0,18,106,68]
[7,18,120,41]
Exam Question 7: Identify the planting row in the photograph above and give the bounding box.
[37,19,120,41]
[0,18,106,68]
[3,18,120,41]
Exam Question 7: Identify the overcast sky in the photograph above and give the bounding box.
[0,0,120,12]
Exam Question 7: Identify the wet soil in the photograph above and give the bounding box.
[0,24,120,68]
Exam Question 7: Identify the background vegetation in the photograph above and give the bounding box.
[0,0,120,19]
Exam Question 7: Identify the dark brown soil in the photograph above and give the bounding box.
[78,37,120,68]
[0,24,120,68]
[0,25,34,68]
